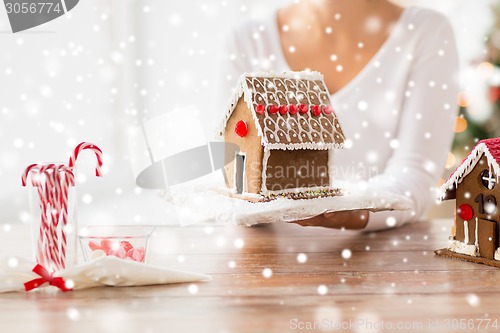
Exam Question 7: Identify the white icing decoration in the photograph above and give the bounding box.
[448,239,477,256]
[495,247,500,261]
[482,169,496,189]
[261,148,270,193]
[220,71,346,150]
[464,220,469,244]
[220,71,347,194]
[439,142,500,198]
[264,185,332,196]
[475,217,479,250]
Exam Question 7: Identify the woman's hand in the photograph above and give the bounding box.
[290,210,370,230]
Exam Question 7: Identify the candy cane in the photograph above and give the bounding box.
[27,171,47,267]
[56,165,75,268]
[22,143,103,272]
[40,164,63,271]
[28,165,54,269]
[68,142,103,176]
[48,164,74,269]
[49,165,64,269]
[21,163,41,187]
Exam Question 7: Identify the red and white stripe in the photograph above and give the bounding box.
[68,142,103,177]
[22,142,103,271]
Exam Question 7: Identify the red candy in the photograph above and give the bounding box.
[88,238,146,262]
[120,241,134,253]
[289,104,298,115]
[234,120,248,137]
[268,105,279,114]
[110,247,127,259]
[100,239,118,253]
[323,105,333,115]
[128,247,145,262]
[255,104,265,114]
[88,240,101,251]
[299,104,309,114]
[312,105,321,116]
[457,203,473,221]
[279,105,288,115]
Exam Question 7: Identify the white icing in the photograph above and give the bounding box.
[482,168,497,189]
[448,239,477,256]
[261,148,270,193]
[475,217,479,250]
[439,142,500,198]
[494,247,500,261]
[221,71,346,150]
[264,185,333,195]
[464,220,469,244]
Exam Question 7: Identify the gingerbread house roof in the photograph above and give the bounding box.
[222,72,346,150]
[440,138,500,199]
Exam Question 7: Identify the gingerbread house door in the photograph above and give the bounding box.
[235,153,245,194]
[478,218,496,259]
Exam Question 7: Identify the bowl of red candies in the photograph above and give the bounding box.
[79,225,155,263]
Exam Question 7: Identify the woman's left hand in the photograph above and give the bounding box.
[290,210,370,230]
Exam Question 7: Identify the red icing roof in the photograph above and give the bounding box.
[479,138,500,165]
[444,137,500,183]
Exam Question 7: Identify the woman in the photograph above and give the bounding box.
[221,0,459,231]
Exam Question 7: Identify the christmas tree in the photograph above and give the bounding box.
[447,3,500,171]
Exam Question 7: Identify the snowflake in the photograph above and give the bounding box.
[341,249,352,259]
[297,253,307,263]
[317,285,328,295]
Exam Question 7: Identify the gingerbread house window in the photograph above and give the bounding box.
[480,169,496,190]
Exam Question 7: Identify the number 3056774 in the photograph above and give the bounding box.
[5,2,62,14]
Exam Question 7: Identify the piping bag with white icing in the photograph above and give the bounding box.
[0,254,211,293]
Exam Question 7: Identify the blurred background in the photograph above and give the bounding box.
[0,0,498,225]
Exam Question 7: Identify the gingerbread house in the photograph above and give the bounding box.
[221,72,346,199]
[438,138,500,267]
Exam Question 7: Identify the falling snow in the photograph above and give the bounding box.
[317,285,328,295]
[341,249,352,259]
[297,253,308,263]
[262,268,273,279]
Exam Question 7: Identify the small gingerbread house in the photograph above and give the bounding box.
[438,138,500,266]
[221,71,345,198]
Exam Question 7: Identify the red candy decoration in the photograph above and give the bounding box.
[268,105,279,114]
[457,203,474,221]
[312,105,321,116]
[323,105,333,115]
[299,104,308,114]
[289,104,298,115]
[255,104,265,114]
[120,241,134,253]
[279,105,288,115]
[100,239,117,253]
[87,239,147,262]
[234,120,248,137]
[88,240,101,251]
[128,247,145,262]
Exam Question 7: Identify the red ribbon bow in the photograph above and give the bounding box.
[24,264,72,292]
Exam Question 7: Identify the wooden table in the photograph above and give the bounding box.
[1,220,500,333]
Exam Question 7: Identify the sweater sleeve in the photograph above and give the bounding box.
[363,14,459,231]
